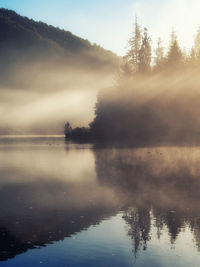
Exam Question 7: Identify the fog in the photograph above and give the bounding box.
[3,60,200,142]
[90,67,200,145]
[0,61,115,134]
[0,8,118,135]
[1,142,200,260]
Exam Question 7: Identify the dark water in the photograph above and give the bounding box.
[0,136,200,266]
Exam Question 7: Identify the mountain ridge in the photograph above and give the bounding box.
[0,8,119,88]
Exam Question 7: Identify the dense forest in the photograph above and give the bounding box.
[0,9,119,135]
[66,18,200,145]
[0,8,118,88]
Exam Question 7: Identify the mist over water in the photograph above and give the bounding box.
[0,137,200,266]
[2,5,200,267]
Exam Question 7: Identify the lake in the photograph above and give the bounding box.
[0,136,200,266]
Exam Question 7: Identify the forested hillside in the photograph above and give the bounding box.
[0,9,119,134]
[0,8,118,88]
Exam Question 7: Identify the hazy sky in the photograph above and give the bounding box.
[0,0,200,55]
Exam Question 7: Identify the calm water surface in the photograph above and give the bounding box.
[0,136,200,266]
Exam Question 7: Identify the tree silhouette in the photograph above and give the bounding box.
[154,37,165,70]
[125,16,142,73]
[138,28,152,73]
[167,30,182,67]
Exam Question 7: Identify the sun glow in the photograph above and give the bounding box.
[130,0,200,54]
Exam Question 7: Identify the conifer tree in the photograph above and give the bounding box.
[126,16,142,72]
[167,30,182,67]
[138,28,152,72]
[154,37,165,70]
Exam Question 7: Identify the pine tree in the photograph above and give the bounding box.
[167,30,182,67]
[126,16,142,72]
[138,28,152,73]
[154,37,165,70]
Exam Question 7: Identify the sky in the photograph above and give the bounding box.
[0,0,200,55]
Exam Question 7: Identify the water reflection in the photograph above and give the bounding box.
[94,147,200,256]
[0,142,118,262]
[0,140,200,265]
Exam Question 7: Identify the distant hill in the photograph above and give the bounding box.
[0,8,119,134]
[0,8,119,88]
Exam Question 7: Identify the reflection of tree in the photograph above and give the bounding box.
[190,218,200,252]
[152,208,183,244]
[2,146,200,262]
[94,147,200,254]
[123,207,151,256]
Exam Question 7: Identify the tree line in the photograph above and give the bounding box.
[121,17,200,75]
[65,17,200,144]
[0,8,118,89]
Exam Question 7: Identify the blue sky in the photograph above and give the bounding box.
[0,0,199,55]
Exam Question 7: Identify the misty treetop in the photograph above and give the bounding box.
[66,17,200,145]
[121,17,200,75]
